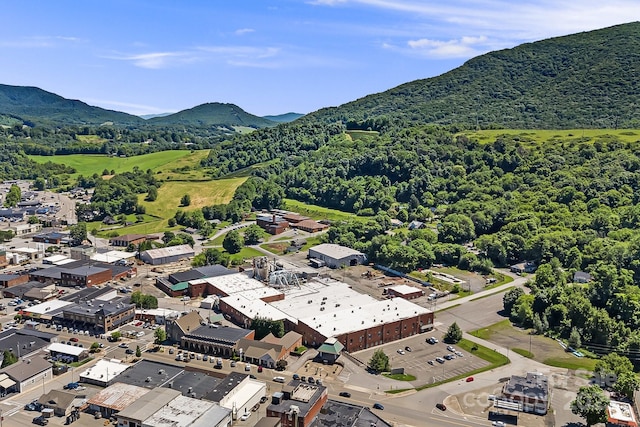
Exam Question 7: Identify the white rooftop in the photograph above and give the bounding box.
[135,308,180,318]
[13,247,40,254]
[608,400,637,424]
[219,379,266,411]
[91,250,135,263]
[28,299,74,315]
[198,272,272,296]
[143,244,194,259]
[54,258,76,266]
[388,284,422,295]
[79,359,129,383]
[309,243,364,258]
[143,395,214,427]
[43,254,68,263]
[299,296,432,339]
[221,294,295,324]
[188,405,231,427]
[47,342,85,356]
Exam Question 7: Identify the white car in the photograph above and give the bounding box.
[492,422,505,427]
[240,413,251,421]
[397,349,405,355]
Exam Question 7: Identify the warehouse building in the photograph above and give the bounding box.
[140,244,195,265]
[307,244,367,269]
[384,284,424,300]
[181,324,255,357]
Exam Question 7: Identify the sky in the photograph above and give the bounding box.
[1,1,638,117]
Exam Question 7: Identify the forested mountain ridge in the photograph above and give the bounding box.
[304,22,640,129]
[147,102,277,128]
[0,84,144,126]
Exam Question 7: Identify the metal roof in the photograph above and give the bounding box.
[87,382,150,411]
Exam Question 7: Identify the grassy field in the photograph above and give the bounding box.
[282,199,361,222]
[28,150,205,178]
[461,129,640,147]
[470,319,598,371]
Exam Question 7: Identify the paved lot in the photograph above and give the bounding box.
[352,334,489,387]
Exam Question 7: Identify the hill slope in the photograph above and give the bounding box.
[306,22,640,129]
[0,84,144,126]
[263,112,305,123]
[148,102,277,128]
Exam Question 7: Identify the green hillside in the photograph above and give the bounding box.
[148,102,277,128]
[0,84,144,126]
[263,112,305,123]
[306,22,640,129]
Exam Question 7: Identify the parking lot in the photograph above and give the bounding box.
[353,334,489,387]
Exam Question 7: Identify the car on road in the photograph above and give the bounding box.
[119,343,128,348]
[339,392,351,398]
[70,337,79,342]
[230,361,237,367]
[260,396,268,404]
[32,416,48,425]
[436,403,447,411]
[404,346,412,352]
[125,349,135,354]
[273,376,286,383]
[396,349,405,355]
[426,337,438,344]
[239,413,251,421]
[492,422,505,427]
[372,403,384,410]
[168,348,174,354]
[466,376,474,382]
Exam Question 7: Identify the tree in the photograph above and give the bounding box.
[368,349,390,373]
[135,345,141,358]
[180,194,191,207]
[4,184,21,207]
[34,177,46,191]
[90,342,101,353]
[1,350,17,368]
[243,224,264,245]
[595,353,634,379]
[130,291,158,309]
[276,360,288,371]
[192,248,230,267]
[571,385,609,426]
[154,327,167,344]
[444,322,463,343]
[223,230,244,254]
[503,287,524,314]
[568,327,582,349]
[146,187,158,201]
[69,222,88,246]
[250,317,285,340]
[613,371,640,400]
[110,331,122,341]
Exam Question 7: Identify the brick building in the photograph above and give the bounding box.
[257,214,289,235]
[267,382,328,427]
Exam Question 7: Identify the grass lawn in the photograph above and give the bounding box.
[282,199,362,222]
[383,373,417,381]
[469,319,512,340]
[29,150,200,178]
[512,348,534,358]
[460,129,640,149]
[228,247,264,263]
[542,356,598,371]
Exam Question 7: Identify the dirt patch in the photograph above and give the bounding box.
[294,360,343,382]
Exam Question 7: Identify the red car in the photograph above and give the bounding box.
[466,376,474,382]
[69,337,79,342]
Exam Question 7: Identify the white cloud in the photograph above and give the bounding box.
[406,35,488,58]
[83,99,171,116]
[235,28,255,35]
[104,51,200,69]
[0,35,84,48]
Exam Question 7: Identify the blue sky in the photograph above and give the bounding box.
[1,1,638,117]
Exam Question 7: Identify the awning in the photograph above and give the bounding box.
[0,377,16,389]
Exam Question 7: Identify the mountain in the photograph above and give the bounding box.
[262,112,305,123]
[0,84,144,126]
[306,22,640,129]
[147,102,277,128]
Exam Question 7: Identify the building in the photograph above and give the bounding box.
[0,249,7,268]
[238,332,302,369]
[80,359,130,387]
[291,220,328,234]
[267,381,328,427]
[138,394,218,427]
[47,342,89,362]
[510,261,537,274]
[135,308,179,326]
[257,214,289,235]
[0,328,56,359]
[140,244,195,265]
[205,372,266,420]
[29,260,136,287]
[0,356,52,393]
[573,271,592,283]
[254,418,282,427]
[37,389,86,418]
[384,284,424,300]
[189,405,233,427]
[87,382,150,418]
[69,245,96,261]
[607,400,637,427]
[192,273,284,303]
[110,234,151,247]
[0,273,29,289]
[282,213,310,224]
[166,311,204,343]
[115,387,182,427]
[181,324,255,357]
[2,281,48,299]
[307,244,367,269]
[155,265,237,298]
[9,223,42,236]
[61,295,135,332]
[502,372,549,415]
[32,232,67,244]
[316,338,344,365]
[315,399,392,427]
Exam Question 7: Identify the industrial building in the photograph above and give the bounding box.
[140,244,195,265]
[307,244,367,269]
[154,265,238,297]
[384,284,424,300]
[256,214,289,235]
[87,382,150,418]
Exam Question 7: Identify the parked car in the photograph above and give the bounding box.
[32,416,48,425]
[397,349,405,355]
[70,337,79,342]
[435,357,445,364]
[426,337,438,344]
[372,403,384,410]
[273,376,285,383]
[405,346,412,352]
[466,376,474,382]
[492,422,505,427]
[125,349,134,354]
[257,366,263,373]
[293,374,300,380]
[260,396,268,404]
[230,361,237,367]
[339,392,351,398]
[436,403,447,411]
[447,345,456,352]
[239,413,250,421]
[427,360,434,365]
[118,343,128,348]
[308,377,315,384]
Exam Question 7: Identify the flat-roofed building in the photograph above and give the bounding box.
[181,324,255,357]
[385,284,424,300]
[2,281,48,299]
[0,327,56,357]
[140,245,195,265]
[189,405,232,427]
[142,394,216,427]
[87,382,150,418]
[307,244,366,269]
[110,234,150,247]
[502,372,549,415]
[0,273,29,289]
[204,372,266,419]
[47,342,88,362]
[607,400,638,427]
[267,381,328,427]
[79,359,130,387]
[115,387,182,427]
[194,273,284,303]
